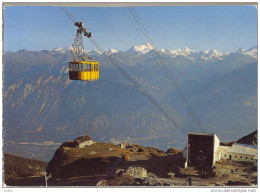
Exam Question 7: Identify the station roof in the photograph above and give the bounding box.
[220,143,257,156]
[75,135,92,144]
[187,132,217,136]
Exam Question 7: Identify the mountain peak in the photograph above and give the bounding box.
[247,45,257,52]
[208,49,218,54]
[107,48,118,54]
[236,47,257,59]
[51,47,65,53]
[127,42,154,54]
[183,46,193,52]
[237,48,246,53]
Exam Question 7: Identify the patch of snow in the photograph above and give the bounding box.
[127,42,154,54]
[168,47,195,57]
[51,47,65,54]
[237,47,258,58]
[107,48,118,55]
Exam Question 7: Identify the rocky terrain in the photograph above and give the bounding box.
[5,130,257,187]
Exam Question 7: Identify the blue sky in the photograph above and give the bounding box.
[4,5,257,52]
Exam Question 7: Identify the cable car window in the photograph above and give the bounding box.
[83,63,87,71]
[79,63,83,71]
[81,63,84,71]
[90,64,92,71]
[93,64,95,71]
[70,63,75,71]
[82,63,84,71]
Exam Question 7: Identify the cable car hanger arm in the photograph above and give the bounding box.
[74,22,92,38]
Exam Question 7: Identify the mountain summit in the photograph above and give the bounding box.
[127,42,154,54]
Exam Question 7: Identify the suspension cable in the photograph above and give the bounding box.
[60,7,77,24]
[95,8,128,51]
[60,6,187,135]
[127,7,205,132]
[89,37,185,134]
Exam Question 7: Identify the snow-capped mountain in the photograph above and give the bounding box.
[51,47,66,54]
[127,42,154,54]
[107,48,118,55]
[85,49,102,55]
[237,46,257,59]
[161,47,230,62]
[50,43,257,62]
[162,47,194,56]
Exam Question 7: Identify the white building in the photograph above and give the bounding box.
[219,143,257,164]
[184,132,257,168]
[118,142,127,149]
[74,135,93,148]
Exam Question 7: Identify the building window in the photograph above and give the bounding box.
[246,157,248,159]
[224,154,226,157]
[240,156,242,159]
[235,156,237,158]
[251,158,253,160]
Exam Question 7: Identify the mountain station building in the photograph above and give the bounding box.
[183,132,257,168]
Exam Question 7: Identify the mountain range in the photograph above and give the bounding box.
[3,43,257,161]
[52,43,257,61]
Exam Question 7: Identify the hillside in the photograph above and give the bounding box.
[220,130,257,146]
[46,140,169,179]
[4,153,48,181]
[237,130,257,145]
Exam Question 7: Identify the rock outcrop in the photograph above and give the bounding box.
[125,166,147,178]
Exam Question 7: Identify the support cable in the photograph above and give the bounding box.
[60,6,187,135]
[128,7,205,132]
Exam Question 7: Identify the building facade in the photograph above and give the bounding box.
[219,143,257,164]
[74,135,93,148]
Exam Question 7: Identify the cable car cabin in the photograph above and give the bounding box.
[69,61,99,81]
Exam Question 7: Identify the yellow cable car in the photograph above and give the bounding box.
[69,22,99,81]
[69,60,99,81]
